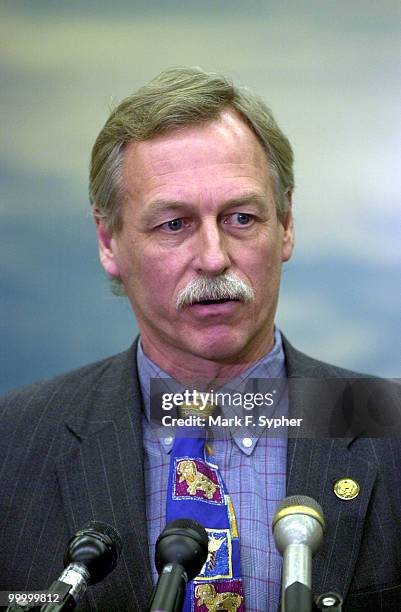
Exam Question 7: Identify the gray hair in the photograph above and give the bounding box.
[176,271,255,310]
[89,66,294,236]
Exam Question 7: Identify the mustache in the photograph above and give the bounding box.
[176,272,254,310]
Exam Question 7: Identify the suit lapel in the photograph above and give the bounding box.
[286,437,377,598]
[283,337,378,601]
[55,343,154,610]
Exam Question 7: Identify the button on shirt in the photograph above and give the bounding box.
[137,329,288,612]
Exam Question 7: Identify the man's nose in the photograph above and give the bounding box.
[194,219,230,276]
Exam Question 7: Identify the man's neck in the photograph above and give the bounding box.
[139,331,276,388]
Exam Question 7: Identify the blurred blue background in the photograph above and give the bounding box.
[1,0,400,394]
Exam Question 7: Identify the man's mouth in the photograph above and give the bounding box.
[192,298,238,306]
[184,297,242,318]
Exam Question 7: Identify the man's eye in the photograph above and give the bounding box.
[224,213,254,226]
[161,218,184,231]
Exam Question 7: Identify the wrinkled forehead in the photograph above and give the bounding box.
[119,110,273,211]
[122,109,269,181]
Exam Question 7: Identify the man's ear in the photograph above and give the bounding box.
[280,189,295,262]
[93,209,121,278]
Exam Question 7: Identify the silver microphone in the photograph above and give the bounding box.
[273,495,325,612]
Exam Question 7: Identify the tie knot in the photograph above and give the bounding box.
[177,390,216,419]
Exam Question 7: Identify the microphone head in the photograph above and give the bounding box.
[272,495,325,556]
[64,520,122,585]
[273,495,325,530]
[155,518,209,581]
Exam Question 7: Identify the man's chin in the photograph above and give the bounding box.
[184,332,255,365]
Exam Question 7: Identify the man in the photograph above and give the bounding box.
[0,68,400,611]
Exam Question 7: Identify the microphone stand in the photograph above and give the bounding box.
[284,581,312,612]
[5,578,78,612]
[147,563,186,612]
[40,564,90,612]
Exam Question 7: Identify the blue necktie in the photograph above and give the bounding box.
[166,420,245,611]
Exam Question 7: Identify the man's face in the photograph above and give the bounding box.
[96,109,294,370]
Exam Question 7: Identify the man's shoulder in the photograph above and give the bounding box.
[0,342,139,423]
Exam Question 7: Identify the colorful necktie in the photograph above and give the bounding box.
[166,414,245,612]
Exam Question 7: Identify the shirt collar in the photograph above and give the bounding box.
[137,328,287,455]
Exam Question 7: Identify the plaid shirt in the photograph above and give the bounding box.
[137,329,288,612]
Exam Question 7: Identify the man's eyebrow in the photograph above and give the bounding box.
[142,194,269,221]
[144,200,188,214]
[222,194,269,210]
[140,200,190,224]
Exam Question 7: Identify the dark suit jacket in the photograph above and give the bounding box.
[0,337,400,611]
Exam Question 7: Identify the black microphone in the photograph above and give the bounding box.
[148,518,209,612]
[272,495,325,612]
[40,520,122,611]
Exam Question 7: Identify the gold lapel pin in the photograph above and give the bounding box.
[333,478,360,500]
